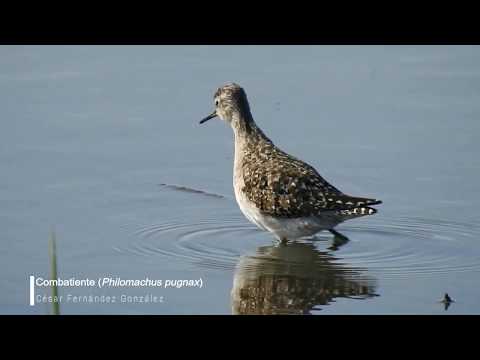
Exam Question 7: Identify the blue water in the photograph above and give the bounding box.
[1,45,479,314]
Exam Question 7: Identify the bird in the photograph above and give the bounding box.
[199,83,382,243]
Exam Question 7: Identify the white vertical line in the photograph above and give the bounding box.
[30,276,35,306]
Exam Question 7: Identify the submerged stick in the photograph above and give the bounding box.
[158,183,225,199]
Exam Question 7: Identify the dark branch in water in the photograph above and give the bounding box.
[158,183,225,199]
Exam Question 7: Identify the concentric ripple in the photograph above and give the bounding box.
[338,216,480,279]
[115,215,261,271]
[115,213,480,279]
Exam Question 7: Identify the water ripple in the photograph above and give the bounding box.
[339,216,480,279]
[115,213,480,279]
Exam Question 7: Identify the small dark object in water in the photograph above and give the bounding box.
[440,293,454,311]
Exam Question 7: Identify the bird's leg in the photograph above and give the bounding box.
[328,229,350,251]
[329,229,348,238]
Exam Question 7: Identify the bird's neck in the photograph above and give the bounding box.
[231,111,272,148]
[232,112,273,179]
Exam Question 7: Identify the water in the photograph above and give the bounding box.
[1,45,479,314]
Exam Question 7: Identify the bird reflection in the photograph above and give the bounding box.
[231,241,378,315]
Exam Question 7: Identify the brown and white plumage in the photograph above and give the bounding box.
[200,83,382,241]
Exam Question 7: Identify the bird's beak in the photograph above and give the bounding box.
[199,111,217,124]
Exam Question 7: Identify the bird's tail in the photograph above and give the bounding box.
[326,193,382,211]
[337,206,378,218]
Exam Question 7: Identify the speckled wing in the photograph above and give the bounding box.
[241,145,381,218]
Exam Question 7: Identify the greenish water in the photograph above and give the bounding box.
[1,45,479,314]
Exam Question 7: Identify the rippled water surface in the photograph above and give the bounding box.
[1,45,479,314]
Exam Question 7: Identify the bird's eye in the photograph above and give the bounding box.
[215,100,219,106]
